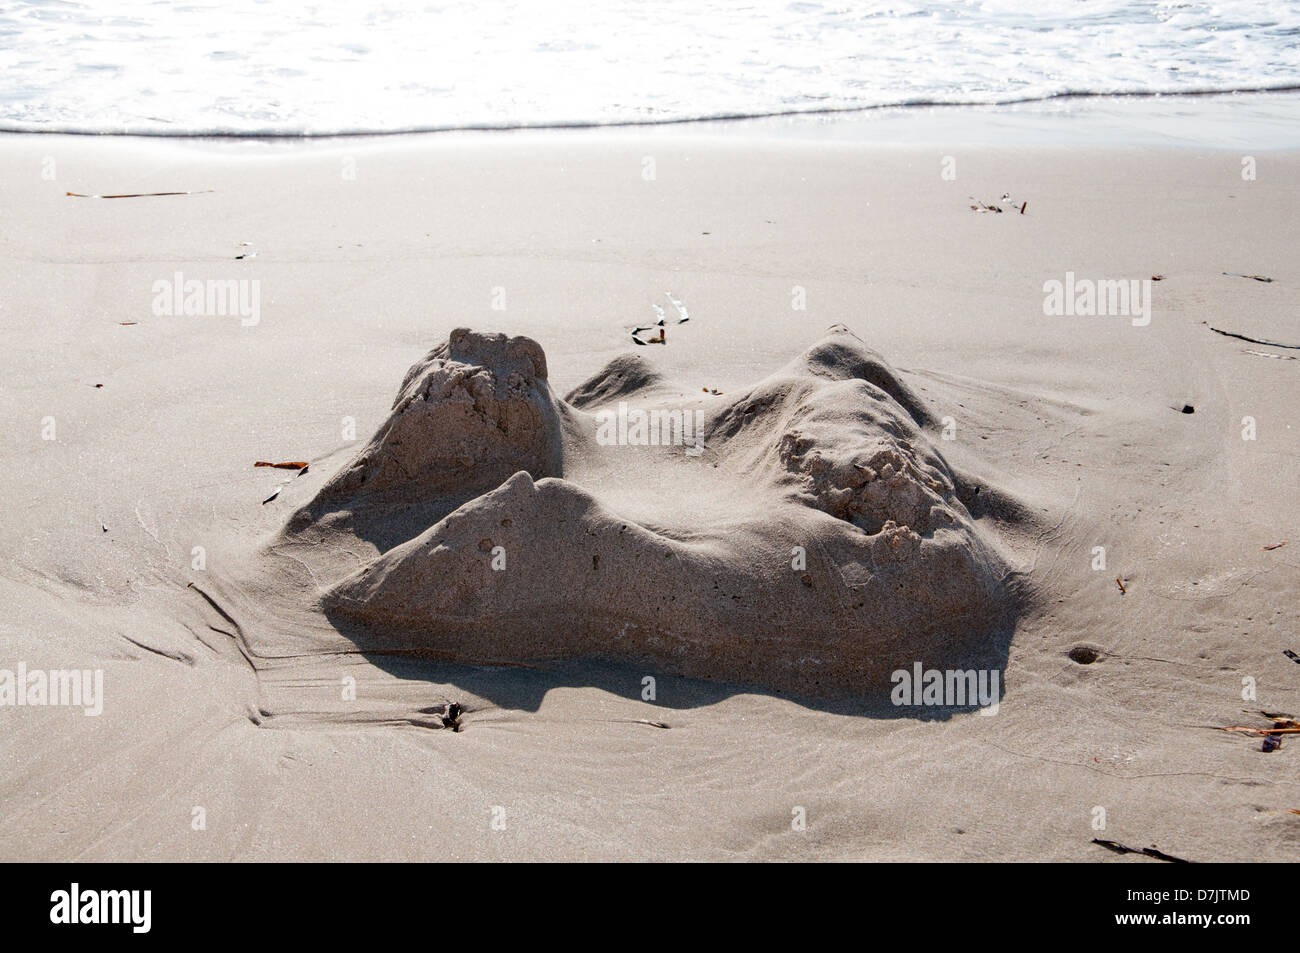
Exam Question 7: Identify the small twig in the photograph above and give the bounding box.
[66,190,214,199]
[1208,325,1299,350]
[1220,725,1300,735]
[1092,839,1191,863]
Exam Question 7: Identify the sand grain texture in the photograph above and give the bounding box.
[0,134,1296,862]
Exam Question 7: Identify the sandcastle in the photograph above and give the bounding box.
[286,325,1017,696]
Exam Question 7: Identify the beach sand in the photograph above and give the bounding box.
[0,132,1296,861]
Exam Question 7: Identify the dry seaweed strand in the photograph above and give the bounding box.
[1208,325,1300,349]
[1092,839,1191,863]
[66,190,214,199]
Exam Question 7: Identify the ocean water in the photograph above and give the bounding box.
[1,0,1298,136]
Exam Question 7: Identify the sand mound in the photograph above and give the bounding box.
[300,325,1018,696]
[563,353,667,408]
[285,328,565,549]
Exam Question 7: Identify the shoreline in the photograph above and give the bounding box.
[5,89,1300,150]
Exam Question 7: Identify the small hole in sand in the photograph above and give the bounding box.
[1068,646,1100,665]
